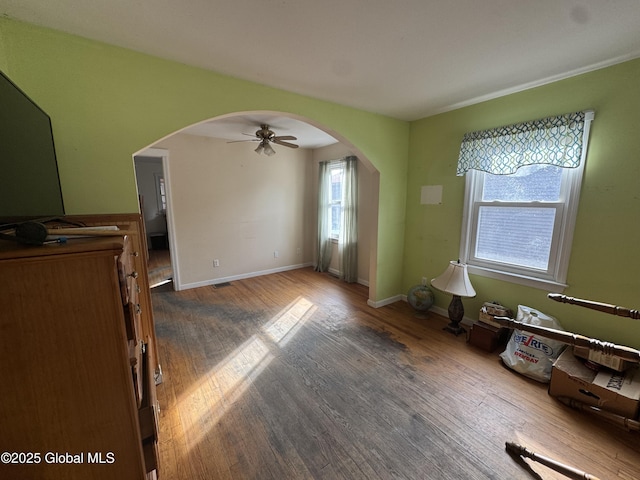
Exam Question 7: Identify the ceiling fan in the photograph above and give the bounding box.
[232,124,299,156]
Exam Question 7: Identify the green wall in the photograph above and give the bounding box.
[405,59,640,348]
[0,17,409,303]
[3,17,639,348]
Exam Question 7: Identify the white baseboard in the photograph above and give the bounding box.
[178,262,369,292]
[403,298,475,326]
[428,305,476,327]
[326,267,369,287]
[367,295,403,308]
[178,262,314,290]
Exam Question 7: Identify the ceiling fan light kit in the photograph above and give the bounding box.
[234,124,299,156]
[255,140,276,156]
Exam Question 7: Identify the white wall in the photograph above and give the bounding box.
[312,143,373,285]
[155,133,314,288]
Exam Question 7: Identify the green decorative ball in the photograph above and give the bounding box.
[407,285,434,312]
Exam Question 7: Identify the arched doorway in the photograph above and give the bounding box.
[134,111,380,303]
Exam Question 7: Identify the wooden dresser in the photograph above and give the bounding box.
[0,234,159,479]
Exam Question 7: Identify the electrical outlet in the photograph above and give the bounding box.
[421,277,427,286]
[274,250,279,258]
[213,259,220,267]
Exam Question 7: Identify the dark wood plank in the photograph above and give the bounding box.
[151,267,640,480]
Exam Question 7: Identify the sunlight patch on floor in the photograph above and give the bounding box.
[177,296,317,452]
[262,296,317,345]
[177,334,273,451]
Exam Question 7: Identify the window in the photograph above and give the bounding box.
[328,164,344,239]
[316,156,358,280]
[458,111,594,291]
[155,173,166,213]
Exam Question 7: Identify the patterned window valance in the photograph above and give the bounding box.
[456,111,593,176]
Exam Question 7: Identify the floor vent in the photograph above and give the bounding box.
[213,282,232,288]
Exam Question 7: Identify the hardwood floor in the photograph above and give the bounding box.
[148,248,172,288]
[148,248,171,270]
[151,268,640,479]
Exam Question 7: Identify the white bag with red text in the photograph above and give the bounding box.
[499,305,566,383]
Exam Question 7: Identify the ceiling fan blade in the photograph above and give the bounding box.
[272,139,299,148]
[273,135,297,141]
[227,139,259,143]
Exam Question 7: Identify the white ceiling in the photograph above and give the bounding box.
[180,114,339,149]
[3,0,640,146]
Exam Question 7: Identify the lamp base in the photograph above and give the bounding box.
[443,323,466,336]
[443,294,466,336]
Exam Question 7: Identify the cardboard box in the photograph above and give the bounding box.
[483,302,512,317]
[479,302,512,328]
[549,349,640,419]
[478,311,502,328]
[572,345,634,372]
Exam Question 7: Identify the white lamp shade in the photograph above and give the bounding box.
[431,261,476,297]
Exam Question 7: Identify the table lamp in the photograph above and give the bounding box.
[431,260,476,336]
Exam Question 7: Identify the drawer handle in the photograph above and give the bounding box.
[131,251,139,257]
[129,271,139,279]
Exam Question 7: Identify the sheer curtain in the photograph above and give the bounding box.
[339,156,358,283]
[315,161,333,272]
[315,156,358,282]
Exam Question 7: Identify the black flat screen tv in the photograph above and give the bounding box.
[0,70,65,226]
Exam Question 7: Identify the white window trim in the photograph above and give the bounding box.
[328,161,345,241]
[154,172,166,214]
[459,111,594,292]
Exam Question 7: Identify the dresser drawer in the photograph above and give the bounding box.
[117,237,139,305]
[130,340,144,408]
[124,301,142,342]
[124,282,142,342]
[139,339,159,474]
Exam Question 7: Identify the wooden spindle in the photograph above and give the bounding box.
[505,442,601,480]
[548,293,640,320]
[493,316,640,363]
